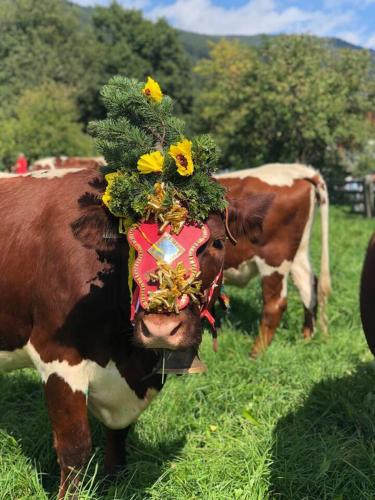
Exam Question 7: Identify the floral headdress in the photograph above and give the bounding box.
[89,76,226,313]
[89,76,226,232]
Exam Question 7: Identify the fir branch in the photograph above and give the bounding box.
[90,75,226,224]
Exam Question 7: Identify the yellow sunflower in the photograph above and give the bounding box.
[143,77,163,103]
[169,139,194,176]
[102,171,120,208]
[137,150,164,174]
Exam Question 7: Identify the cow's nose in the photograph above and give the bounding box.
[141,315,182,338]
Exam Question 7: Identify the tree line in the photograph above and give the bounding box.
[0,0,374,185]
[0,0,192,167]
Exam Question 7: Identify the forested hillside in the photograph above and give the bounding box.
[177,29,375,63]
[70,1,375,63]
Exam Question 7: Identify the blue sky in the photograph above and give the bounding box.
[74,0,375,49]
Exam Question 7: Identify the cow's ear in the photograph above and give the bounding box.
[226,192,274,245]
[71,191,119,251]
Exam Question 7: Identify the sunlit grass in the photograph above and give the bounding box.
[0,207,374,499]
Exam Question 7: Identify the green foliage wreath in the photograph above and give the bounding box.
[89,76,226,225]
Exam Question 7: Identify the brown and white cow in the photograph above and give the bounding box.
[216,163,331,357]
[0,168,267,497]
[360,233,375,355]
[30,156,106,171]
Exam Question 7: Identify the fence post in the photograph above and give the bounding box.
[364,175,374,218]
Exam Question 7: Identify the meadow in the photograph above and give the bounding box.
[1,206,375,499]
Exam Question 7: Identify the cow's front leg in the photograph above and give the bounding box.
[44,374,92,499]
[104,427,130,476]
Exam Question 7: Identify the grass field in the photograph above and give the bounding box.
[1,207,375,499]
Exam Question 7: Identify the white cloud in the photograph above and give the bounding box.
[73,0,100,5]
[365,33,375,48]
[323,0,375,7]
[73,0,150,7]
[148,0,354,37]
[334,30,364,45]
[119,0,151,7]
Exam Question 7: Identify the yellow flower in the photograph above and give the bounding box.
[169,139,194,176]
[137,151,164,174]
[209,425,218,432]
[143,76,163,103]
[102,171,119,208]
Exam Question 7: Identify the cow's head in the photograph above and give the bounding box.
[131,213,226,351]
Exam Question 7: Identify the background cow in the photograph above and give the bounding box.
[360,233,375,355]
[0,168,269,498]
[217,163,331,357]
[30,156,106,171]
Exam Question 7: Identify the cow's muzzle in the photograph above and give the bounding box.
[134,310,201,350]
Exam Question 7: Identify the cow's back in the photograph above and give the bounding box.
[360,234,375,355]
[0,169,113,353]
[216,163,319,186]
[219,169,315,270]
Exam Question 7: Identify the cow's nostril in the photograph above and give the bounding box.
[141,320,151,338]
[170,322,182,336]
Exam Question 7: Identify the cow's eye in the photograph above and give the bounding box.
[212,239,224,250]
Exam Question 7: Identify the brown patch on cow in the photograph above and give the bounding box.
[44,374,91,499]
[360,233,375,356]
[221,177,312,268]
[226,191,275,244]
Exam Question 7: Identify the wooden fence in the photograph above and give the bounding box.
[334,175,375,217]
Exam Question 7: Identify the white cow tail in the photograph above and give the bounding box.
[315,174,331,335]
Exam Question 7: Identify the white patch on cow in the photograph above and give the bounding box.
[216,163,318,187]
[24,341,158,429]
[254,256,292,297]
[224,256,292,297]
[0,173,19,179]
[26,341,92,392]
[29,168,84,179]
[0,168,84,181]
[88,361,158,429]
[224,259,258,287]
[291,186,316,310]
[0,347,33,372]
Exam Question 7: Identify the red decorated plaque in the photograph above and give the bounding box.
[127,222,210,310]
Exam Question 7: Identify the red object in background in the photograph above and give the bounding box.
[15,154,28,174]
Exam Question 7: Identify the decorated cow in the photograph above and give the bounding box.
[0,77,268,498]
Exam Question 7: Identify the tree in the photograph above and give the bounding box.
[0,0,193,125]
[0,82,95,166]
[0,0,101,121]
[92,4,193,116]
[195,36,375,183]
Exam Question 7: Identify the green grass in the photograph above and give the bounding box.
[1,207,375,499]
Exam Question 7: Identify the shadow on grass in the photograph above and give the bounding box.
[0,370,186,499]
[270,362,375,499]
[214,294,261,337]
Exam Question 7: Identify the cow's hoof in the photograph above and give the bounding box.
[303,328,314,340]
[104,458,127,478]
[249,349,260,360]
